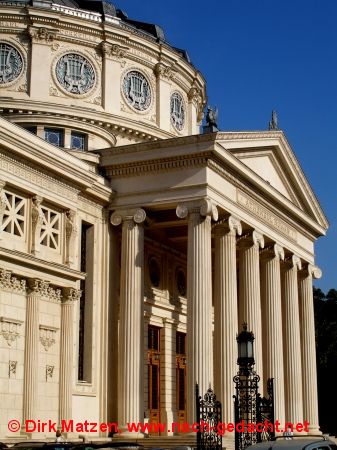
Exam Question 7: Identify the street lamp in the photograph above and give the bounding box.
[237,323,255,376]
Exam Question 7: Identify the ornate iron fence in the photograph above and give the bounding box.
[196,384,222,450]
[234,375,275,450]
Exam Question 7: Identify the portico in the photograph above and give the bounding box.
[100,130,327,438]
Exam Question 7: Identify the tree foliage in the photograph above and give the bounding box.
[314,287,337,434]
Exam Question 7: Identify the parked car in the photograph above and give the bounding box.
[245,437,337,450]
[10,442,144,450]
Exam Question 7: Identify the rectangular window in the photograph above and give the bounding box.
[176,332,186,422]
[78,221,94,382]
[24,126,37,135]
[44,128,64,147]
[39,206,60,251]
[148,325,160,431]
[2,190,26,238]
[71,132,86,150]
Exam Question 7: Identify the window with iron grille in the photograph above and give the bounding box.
[44,128,64,147]
[71,131,86,150]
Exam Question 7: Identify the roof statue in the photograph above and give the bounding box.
[203,106,219,133]
[269,110,279,130]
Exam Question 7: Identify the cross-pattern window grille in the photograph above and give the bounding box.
[44,128,64,147]
[39,206,61,250]
[71,132,86,150]
[2,191,26,238]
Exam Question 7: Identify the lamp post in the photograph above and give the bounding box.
[237,322,255,376]
[233,324,275,450]
[234,323,260,450]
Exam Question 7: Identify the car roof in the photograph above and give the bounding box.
[245,438,336,450]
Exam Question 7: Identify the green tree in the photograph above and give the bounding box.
[314,287,337,434]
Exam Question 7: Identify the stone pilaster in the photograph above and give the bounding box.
[154,63,176,131]
[176,198,218,422]
[238,230,264,383]
[111,208,146,433]
[22,280,45,434]
[260,244,285,428]
[282,255,303,426]
[28,26,57,99]
[100,42,128,114]
[160,318,176,436]
[59,288,81,428]
[31,196,43,256]
[299,264,322,434]
[213,216,242,424]
[65,210,77,267]
[0,181,6,241]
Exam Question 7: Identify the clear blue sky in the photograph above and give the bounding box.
[118,0,337,292]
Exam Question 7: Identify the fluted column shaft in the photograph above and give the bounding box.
[177,199,218,423]
[299,265,322,434]
[282,255,303,425]
[260,244,285,427]
[239,231,264,384]
[214,217,241,424]
[59,288,80,426]
[22,280,41,428]
[111,208,146,430]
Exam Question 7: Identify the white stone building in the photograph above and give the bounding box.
[0,0,328,446]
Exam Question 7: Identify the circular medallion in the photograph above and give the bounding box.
[55,53,95,95]
[0,43,23,85]
[122,70,151,111]
[170,92,185,131]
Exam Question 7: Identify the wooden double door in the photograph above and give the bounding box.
[147,327,187,434]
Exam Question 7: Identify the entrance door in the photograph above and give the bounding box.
[148,325,160,434]
[176,331,186,426]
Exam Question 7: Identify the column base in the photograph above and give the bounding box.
[20,430,46,440]
[307,426,322,435]
[114,430,145,439]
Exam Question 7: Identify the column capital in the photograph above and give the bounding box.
[61,287,81,303]
[238,229,264,249]
[284,254,302,270]
[28,25,58,44]
[27,279,48,295]
[213,215,242,236]
[100,41,128,60]
[300,264,322,280]
[110,208,146,226]
[154,62,176,80]
[176,198,218,221]
[261,243,285,261]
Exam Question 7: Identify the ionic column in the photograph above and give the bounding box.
[214,216,242,424]
[111,208,146,433]
[282,255,303,425]
[59,288,81,427]
[238,230,264,383]
[176,199,218,423]
[260,244,285,427]
[22,279,44,434]
[299,264,322,434]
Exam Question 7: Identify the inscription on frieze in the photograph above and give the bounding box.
[237,190,297,241]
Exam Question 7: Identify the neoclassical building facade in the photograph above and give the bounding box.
[0,0,328,445]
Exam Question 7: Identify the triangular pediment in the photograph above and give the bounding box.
[236,149,300,205]
[214,132,328,230]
